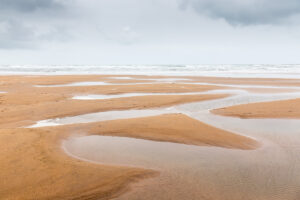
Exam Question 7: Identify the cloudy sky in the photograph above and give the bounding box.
[0,0,300,65]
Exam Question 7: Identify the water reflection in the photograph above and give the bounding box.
[29,79,300,199]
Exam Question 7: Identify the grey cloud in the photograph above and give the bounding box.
[0,0,64,12]
[179,0,300,25]
[0,19,69,49]
[0,0,300,65]
[97,26,140,45]
[0,0,69,49]
[0,20,35,48]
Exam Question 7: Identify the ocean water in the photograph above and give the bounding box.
[0,64,300,78]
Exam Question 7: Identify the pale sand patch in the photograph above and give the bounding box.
[212,98,300,119]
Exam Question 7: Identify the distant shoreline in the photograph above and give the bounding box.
[0,65,300,78]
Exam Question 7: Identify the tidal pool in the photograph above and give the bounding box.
[63,114,300,200]
[60,88,300,200]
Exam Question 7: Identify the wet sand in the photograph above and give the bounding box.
[1,75,300,200]
[1,93,229,128]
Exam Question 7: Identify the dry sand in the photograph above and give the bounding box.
[0,128,156,200]
[0,75,298,200]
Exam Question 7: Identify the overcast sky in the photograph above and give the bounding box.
[0,0,300,65]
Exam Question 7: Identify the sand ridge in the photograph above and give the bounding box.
[212,98,300,119]
[46,113,259,150]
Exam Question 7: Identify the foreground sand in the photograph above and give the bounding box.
[0,128,156,200]
[0,113,258,199]
[212,98,300,119]
[0,75,298,199]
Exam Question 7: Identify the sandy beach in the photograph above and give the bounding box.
[2,0,300,198]
[1,75,300,199]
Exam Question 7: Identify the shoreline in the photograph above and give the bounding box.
[0,64,300,78]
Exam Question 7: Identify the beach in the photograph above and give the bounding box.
[2,0,300,197]
[1,74,300,199]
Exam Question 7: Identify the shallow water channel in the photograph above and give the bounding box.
[32,82,300,200]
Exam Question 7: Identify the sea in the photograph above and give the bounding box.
[0,64,300,78]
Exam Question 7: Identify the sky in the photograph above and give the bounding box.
[0,0,300,65]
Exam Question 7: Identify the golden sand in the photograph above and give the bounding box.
[0,75,239,200]
[1,75,296,199]
[0,128,156,200]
